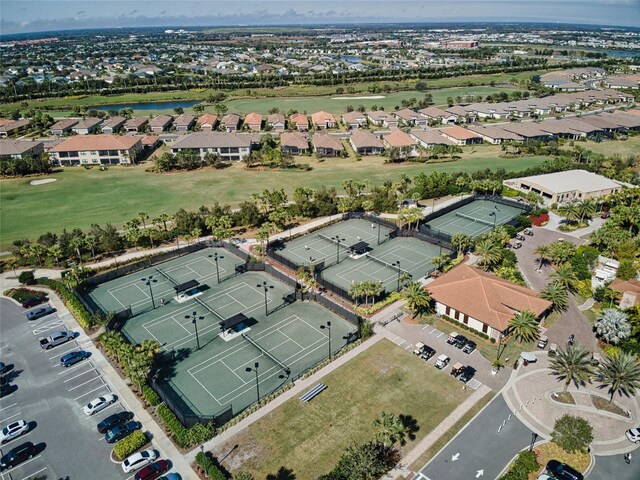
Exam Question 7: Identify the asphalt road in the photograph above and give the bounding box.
[418,395,533,480]
[0,298,132,480]
[588,452,640,479]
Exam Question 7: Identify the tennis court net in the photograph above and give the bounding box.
[194,297,225,322]
[318,232,351,249]
[365,254,410,275]
[155,266,178,285]
[455,211,496,227]
[242,333,289,373]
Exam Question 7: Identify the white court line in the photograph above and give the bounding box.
[73,383,108,401]
[220,359,248,383]
[68,376,102,392]
[134,283,151,299]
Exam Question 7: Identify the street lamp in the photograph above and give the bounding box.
[432,197,439,213]
[209,252,224,283]
[437,241,443,272]
[332,235,345,263]
[392,260,402,291]
[529,433,539,451]
[141,275,158,309]
[185,311,204,350]
[489,211,497,230]
[320,321,332,360]
[257,281,274,316]
[245,362,260,401]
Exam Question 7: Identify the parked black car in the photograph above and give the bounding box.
[462,341,476,354]
[20,296,47,308]
[420,345,436,361]
[546,460,584,480]
[460,366,476,383]
[97,411,134,434]
[454,335,468,349]
[0,441,37,470]
[105,421,141,443]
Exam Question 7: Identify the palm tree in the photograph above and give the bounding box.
[576,199,596,223]
[534,244,551,270]
[402,281,431,318]
[550,263,578,292]
[451,233,472,254]
[596,351,640,403]
[558,203,580,225]
[156,213,171,232]
[349,281,364,306]
[508,310,540,343]
[549,343,593,393]
[540,282,569,312]
[137,212,149,230]
[373,412,409,447]
[474,239,502,271]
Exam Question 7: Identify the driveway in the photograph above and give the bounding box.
[513,226,597,352]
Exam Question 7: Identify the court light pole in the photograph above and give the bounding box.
[332,235,345,263]
[437,241,443,272]
[141,275,158,309]
[246,362,260,401]
[185,311,204,350]
[489,211,497,230]
[393,260,402,291]
[320,321,332,360]
[257,281,274,316]
[209,252,224,283]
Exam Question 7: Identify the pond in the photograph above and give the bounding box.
[91,100,201,111]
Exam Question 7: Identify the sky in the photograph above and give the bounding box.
[1,0,639,35]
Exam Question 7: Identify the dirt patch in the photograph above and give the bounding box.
[551,391,576,405]
[590,394,630,418]
[330,95,386,100]
[210,435,263,472]
[29,178,57,186]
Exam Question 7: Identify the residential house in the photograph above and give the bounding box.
[220,114,241,132]
[438,125,482,145]
[197,114,218,132]
[313,133,344,157]
[0,119,30,138]
[266,113,286,132]
[280,132,309,155]
[174,114,196,132]
[382,129,418,156]
[428,263,552,341]
[101,116,126,134]
[418,107,457,125]
[349,130,384,155]
[608,279,640,309]
[342,111,367,129]
[446,106,475,122]
[366,111,399,128]
[71,118,103,135]
[537,119,585,140]
[393,108,428,126]
[467,125,524,144]
[141,135,160,150]
[499,123,554,142]
[244,112,263,131]
[49,135,142,165]
[578,115,626,134]
[0,139,44,159]
[124,117,149,133]
[50,118,79,135]
[311,111,337,129]
[409,128,455,148]
[170,132,251,161]
[149,115,173,133]
[290,113,309,131]
[601,112,640,131]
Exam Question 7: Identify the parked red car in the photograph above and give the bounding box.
[21,296,47,308]
[135,460,170,480]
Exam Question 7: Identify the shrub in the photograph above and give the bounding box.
[141,384,161,406]
[551,414,594,453]
[617,259,637,281]
[157,403,188,447]
[355,291,401,315]
[195,452,226,480]
[499,450,539,480]
[36,278,93,329]
[359,318,374,338]
[113,430,147,461]
[18,270,36,285]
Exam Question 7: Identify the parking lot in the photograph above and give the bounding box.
[0,297,152,480]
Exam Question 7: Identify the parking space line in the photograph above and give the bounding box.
[437,331,444,338]
[73,383,108,401]
[18,466,48,480]
[421,325,429,330]
[84,401,121,421]
[63,367,98,383]
[49,345,80,360]
[0,455,42,477]
[68,376,103,392]
[1,410,23,422]
[430,328,437,334]
[0,402,18,412]
[2,429,34,446]
[58,361,95,375]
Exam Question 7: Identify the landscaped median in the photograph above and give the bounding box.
[207,338,474,478]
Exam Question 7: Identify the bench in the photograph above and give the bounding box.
[300,383,327,403]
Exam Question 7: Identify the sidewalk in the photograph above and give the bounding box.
[12,285,199,480]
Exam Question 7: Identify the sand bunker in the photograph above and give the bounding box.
[330,95,386,100]
[30,178,57,186]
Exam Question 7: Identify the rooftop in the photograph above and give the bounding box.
[50,134,141,152]
[511,169,621,194]
[172,132,251,149]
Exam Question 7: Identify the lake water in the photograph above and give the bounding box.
[92,100,201,111]
[343,56,361,63]
[604,50,640,58]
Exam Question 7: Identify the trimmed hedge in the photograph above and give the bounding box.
[499,450,539,480]
[113,430,147,461]
[441,314,490,340]
[195,452,226,480]
[355,291,401,316]
[142,384,161,406]
[157,403,188,447]
[36,278,93,329]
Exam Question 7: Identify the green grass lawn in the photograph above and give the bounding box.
[0,148,548,249]
[209,339,471,478]
[564,135,640,158]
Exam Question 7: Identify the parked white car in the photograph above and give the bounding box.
[0,420,29,443]
[122,449,158,473]
[83,394,117,415]
[626,427,640,443]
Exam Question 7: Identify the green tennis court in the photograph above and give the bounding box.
[424,199,526,238]
[86,247,357,420]
[274,218,395,268]
[320,237,446,294]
